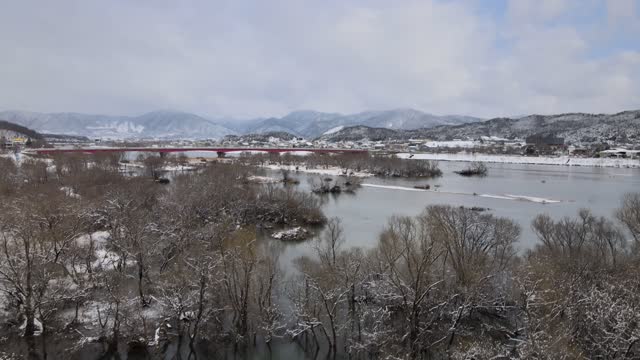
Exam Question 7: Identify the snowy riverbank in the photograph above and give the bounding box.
[396,153,640,168]
[261,164,373,177]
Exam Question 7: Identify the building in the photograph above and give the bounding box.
[0,135,30,148]
[524,134,565,155]
[599,148,640,159]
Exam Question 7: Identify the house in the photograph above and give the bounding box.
[599,148,640,159]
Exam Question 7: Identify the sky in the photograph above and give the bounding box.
[0,0,639,119]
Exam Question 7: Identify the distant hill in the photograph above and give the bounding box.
[223,131,298,143]
[1,108,481,140]
[0,119,43,139]
[317,125,398,142]
[413,110,640,144]
[0,110,235,139]
[233,109,481,138]
[7,108,637,145]
[320,110,640,145]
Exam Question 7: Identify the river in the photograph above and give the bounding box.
[259,161,640,275]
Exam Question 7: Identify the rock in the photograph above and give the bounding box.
[271,227,309,241]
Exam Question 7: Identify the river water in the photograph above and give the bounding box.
[260,161,640,275]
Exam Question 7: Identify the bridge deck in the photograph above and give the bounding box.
[29,147,368,155]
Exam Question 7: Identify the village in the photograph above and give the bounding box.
[5,129,638,163]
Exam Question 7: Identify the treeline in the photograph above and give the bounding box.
[240,152,443,178]
[0,153,639,359]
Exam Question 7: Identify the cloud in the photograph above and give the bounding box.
[606,0,638,22]
[0,0,638,119]
[507,0,573,24]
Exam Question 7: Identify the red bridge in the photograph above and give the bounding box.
[30,147,368,156]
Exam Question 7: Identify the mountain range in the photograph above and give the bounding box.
[0,109,481,139]
[0,110,234,139]
[319,110,640,145]
[223,109,480,138]
[2,108,637,145]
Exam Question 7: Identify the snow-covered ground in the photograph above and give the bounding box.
[247,175,280,183]
[361,183,561,204]
[0,151,22,165]
[271,227,309,240]
[397,152,640,168]
[411,139,524,149]
[60,186,81,199]
[160,164,197,171]
[420,140,477,148]
[323,126,344,135]
[74,231,131,270]
[262,164,373,177]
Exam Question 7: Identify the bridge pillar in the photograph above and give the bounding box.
[159,152,167,158]
[217,151,226,158]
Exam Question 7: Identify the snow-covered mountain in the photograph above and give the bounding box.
[0,108,480,140]
[416,110,640,144]
[321,110,640,145]
[4,109,637,144]
[235,109,481,138]
[0,110,235,139]
[317,125,399,142]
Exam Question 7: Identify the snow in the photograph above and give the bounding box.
[247,175,280,183]
[93,248,123,269]
[361,183,428,192]
[73,231,129,270]
[420,140,478,148]
[0,151,22,165]
[153,326,162,345]
[19,317,43,336]
[119,161,144,168]
[160,165,197,171]
[361,183,562,204]
[323,126,344,135]
[75,231,110,247]
[60,186,81,199]
[600,148,640,155]
[271,227,309,240]
[396,152,640,168]
[484,194,560,204]
[262,164,373,177]
[286,150,314,156]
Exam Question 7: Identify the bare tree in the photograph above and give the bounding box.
[617,193,640,249]
[424,205,519,285]
[0,191,84,337]
[100,180,160,306]
[316,218,344,266]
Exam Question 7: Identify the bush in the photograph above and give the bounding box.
[455,162,488,177]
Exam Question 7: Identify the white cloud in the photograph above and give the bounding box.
[0,0,637,119]
[606,0,637,22]
[507,0,573,24]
